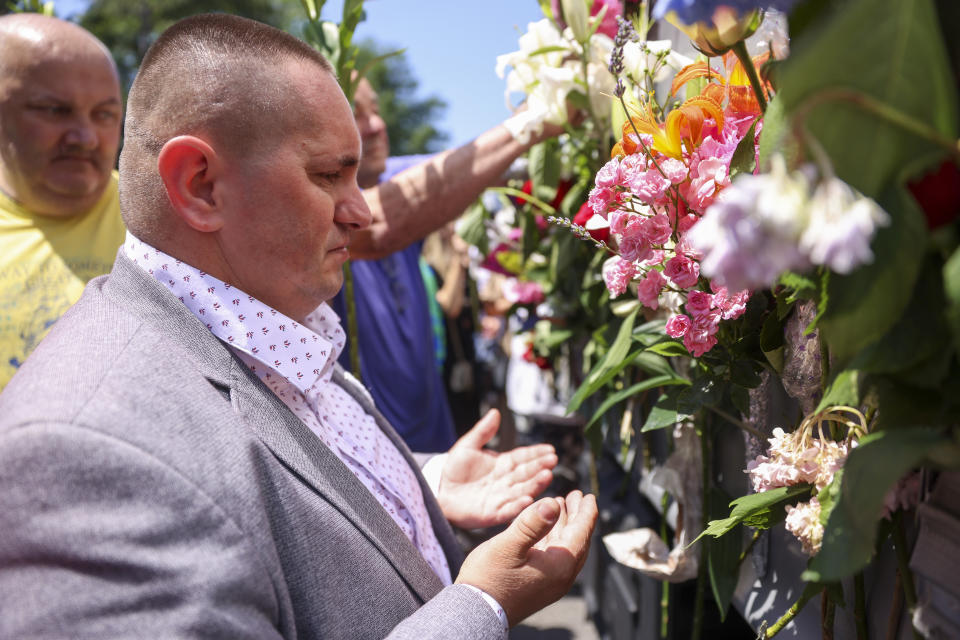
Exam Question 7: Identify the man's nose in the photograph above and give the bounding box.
[336,185,373,230]
[61,118,98,150]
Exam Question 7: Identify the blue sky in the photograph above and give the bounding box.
[56,0,548,148]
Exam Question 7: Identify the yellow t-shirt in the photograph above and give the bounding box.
[0,172,125,389]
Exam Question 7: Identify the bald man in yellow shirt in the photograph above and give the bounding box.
[0,14,124,389]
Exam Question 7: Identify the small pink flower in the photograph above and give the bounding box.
[628,167,672,204]
[663,255,700,289]
[686,290,713,316]
[588,185,616,215]
[683,329,717,356]
[692,307,721,335]
[636,269,665,309]
[608,208,632,234]
[602,257,637,298]
[640,213,672,245]
[721,289,750,320]
[660,157,689,184]
[595,157,622,188]
[665,314,691,338]
[677,213,699,235]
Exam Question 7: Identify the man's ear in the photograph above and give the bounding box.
[157,136,225,233]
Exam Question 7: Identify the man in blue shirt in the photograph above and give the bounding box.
[336,78,561,452]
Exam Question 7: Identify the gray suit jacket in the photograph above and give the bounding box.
[0,253,504,639]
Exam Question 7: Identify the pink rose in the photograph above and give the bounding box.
[602,257,637,298]
[588,185,615,215]
[665,314,691,338]
[721,289,750,320]
[685,290,713,316]
[692,307,721,335]
[640,213,672,245]
[595,157,622,188]
[663,254,700,289]
[683,329,718,357]
[636,269,665,309]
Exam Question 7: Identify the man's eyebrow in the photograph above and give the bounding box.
[337,154,360,168]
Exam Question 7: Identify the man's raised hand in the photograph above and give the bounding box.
[455,491,598,626]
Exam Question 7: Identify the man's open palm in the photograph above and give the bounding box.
[437,410,557,529]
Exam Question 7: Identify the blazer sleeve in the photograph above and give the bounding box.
[0,422,284,640]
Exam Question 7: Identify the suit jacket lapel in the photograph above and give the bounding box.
[104,253,446,602]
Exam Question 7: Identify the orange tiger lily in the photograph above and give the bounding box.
[615,94,725,160]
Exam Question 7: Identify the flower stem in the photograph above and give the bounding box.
[765,586,819,637]
[343,261,362,381]
[731,40,768,113]
[854,571,868,640]
[822,586,837,640]
[738,528,762,564]
[705,404,765,439]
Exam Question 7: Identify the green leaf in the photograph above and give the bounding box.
[645,341,690,357]
[632,350,677,379]
[815,368,859,413]
[730,359,763,389]
[946,245,960,350]
[819,185,927,364]
[528,139,560,201]
[694,485,813,543]
[641,388,691,432]
[584,375,690,430]
[774,0,957,199]
[804,427,948,582]
[760,310,785,353]
[567,308,639,413]
[527,45,571,57]
[706,487,743,621]
[457,200,489,254]
[845,257,946,380]
[728,118,759,178]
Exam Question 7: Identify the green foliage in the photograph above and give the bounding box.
[80,0,297,92]
[804,427,949,582]
[695,485,813,543]
[705,487,743,620]
[567,307,640,413]
[356,41,449,155]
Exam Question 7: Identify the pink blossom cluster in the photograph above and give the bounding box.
[784,497,824,556]
[745,426,856,557]
[746,427,851,493]
[589,111,759,356]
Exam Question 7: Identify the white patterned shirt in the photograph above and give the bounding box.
[124,232,452,585]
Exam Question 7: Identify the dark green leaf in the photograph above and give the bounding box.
[730,360,763,389]
[760,311,785,353]
[567,308,639,413]
[946,245,960,350]
[632,350,677,379]
[815,368,860,413]
[706,487,743,620]
[641,388,691,432]
[729,384,751,418]
[585,375,690,430]
[804,427,948,582]
[729,118,759,178]
[694,485,813,542]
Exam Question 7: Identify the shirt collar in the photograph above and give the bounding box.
[123,231,344,393]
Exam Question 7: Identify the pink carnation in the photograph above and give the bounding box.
[628,167,671,205]
[685,290,713,316]
[665,314,691,338]
[663,255,700,289]
[588,185,616,215]
[683,329,717,356]
[660,157,689,184]
[595,157,622,188]
[640,213,672,245]
[602,257,637,298]
[636,269,665,309]
[691,307,721,335]
[608,208,632,234]
[617,219,653,263]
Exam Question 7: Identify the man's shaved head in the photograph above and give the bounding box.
[0,14,121,217]
[119,13,333,242]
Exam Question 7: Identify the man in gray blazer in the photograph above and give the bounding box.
[0,13,597,639]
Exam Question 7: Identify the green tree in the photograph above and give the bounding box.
[80,0,298,92]
[356,40,449,156]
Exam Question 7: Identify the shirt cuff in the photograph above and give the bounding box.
[421,453,447,496]
[460,584,510,632]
